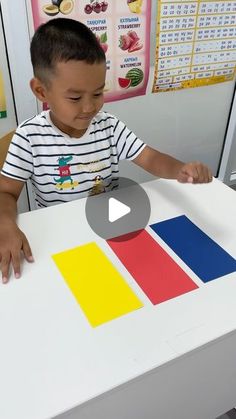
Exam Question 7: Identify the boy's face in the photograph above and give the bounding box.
[31,60,106,137]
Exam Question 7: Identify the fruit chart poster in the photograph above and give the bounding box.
[152,0,236,92]
[29,0,151,102]
[0,70,7,119]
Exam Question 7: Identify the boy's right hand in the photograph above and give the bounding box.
[0,221,34,284]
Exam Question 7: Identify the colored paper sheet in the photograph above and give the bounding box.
[150,215,236,283]
[107,230,198,305]
[52,242,143,327]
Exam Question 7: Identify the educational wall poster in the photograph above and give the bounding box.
[0,70,7,118]
[152,0,236,92]
[29,0,151,102]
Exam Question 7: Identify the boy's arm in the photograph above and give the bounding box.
[0,175,33,283]
[133,145,212,183]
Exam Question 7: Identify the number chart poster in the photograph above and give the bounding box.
[0,70,7,118]
[152,0,236,92]
[29,0,151,102]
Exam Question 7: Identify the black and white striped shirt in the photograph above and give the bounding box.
[2,110,146,208]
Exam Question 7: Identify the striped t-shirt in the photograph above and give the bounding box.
[2,110,146,208]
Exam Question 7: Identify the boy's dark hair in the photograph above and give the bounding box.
[30,18,105,84]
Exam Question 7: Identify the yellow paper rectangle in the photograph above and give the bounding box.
[52,243,143,327]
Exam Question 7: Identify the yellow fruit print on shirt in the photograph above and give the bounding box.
[89,175,106,196]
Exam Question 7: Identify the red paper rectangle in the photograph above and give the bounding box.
[107,230,198,305]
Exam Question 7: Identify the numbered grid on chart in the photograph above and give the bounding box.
[153,0,236,90]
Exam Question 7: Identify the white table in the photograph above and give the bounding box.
[0,178,236,419]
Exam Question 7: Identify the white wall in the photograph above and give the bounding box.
[106,70,235,180]
[0,6,30,214]
[0,6,17,137]
[231,145,236,180]
[105,0,236,182]
[1,0,235,188]
[218,90,236,186]
[1,0,37,124]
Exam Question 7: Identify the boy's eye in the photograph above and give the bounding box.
[69,97,81,101]
[94,92,103,97]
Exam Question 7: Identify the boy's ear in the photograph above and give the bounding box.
[30,77,48,102]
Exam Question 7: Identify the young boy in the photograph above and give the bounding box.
[0,18,212,284]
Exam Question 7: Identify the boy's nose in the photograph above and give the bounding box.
[81,99,96,113]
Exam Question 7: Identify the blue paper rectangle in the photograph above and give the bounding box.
[150,215,236,283]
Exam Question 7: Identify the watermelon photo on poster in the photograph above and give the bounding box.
[29,0,151,102]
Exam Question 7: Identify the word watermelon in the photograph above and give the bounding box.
[125,68,144,87]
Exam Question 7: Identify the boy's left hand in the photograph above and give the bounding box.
[177,161,213,184]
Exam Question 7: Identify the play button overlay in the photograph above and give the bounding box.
[109,198,131,223]
[85,177,151,240]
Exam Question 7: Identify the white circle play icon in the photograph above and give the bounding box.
[108,198,131,223]
[85,177,151,240]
